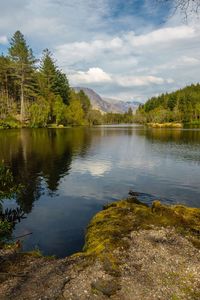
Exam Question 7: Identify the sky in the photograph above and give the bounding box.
[0,0,200,102]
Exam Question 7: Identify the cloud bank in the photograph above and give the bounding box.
[0,0,199,101]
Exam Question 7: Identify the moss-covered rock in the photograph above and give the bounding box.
[83,197,200,258]
[1,197,200,300]
[91,278,121,297]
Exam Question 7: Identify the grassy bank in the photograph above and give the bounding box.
[147,122,183,128]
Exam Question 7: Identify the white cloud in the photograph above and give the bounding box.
[70,68,112,84]
[178,56,200,65]
[116,75,173,87]
[0,35,8,45]
[125,25,197,47]
[69,69,174,87]
[73,159,111,177]
[0,1,200,101]
[55,37,124,66]
[61,22,200,100]
[154,55,200,71]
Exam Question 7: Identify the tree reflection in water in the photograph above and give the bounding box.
[0,128,92,214]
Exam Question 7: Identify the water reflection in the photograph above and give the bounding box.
[0,126,200,257]
[0,128,92,212]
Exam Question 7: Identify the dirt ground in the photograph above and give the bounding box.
[0,227,199,300]
[0,198,200,300]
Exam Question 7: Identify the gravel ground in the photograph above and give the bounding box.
[1,196,200,300]
[63,227,200,300]
[0,227,199,300]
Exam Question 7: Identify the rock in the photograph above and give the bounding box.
[91,278,121,297]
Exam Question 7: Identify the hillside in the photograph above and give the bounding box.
[73,87,141,113]
[73,87,110,112]
[136,83,200,124]
[103,97,141,113]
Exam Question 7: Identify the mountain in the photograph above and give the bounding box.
[103,98,141,113]
[73,87,141,113]
[73,87,110,112]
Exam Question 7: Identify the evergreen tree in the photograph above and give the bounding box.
[39,49,57,96]
[78,90,91,115]
[8,31,36,121]
[135,83,200,124]
[53,70,70,105]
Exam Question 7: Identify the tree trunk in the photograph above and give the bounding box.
[20,73,25,122]
[5,73,9,114]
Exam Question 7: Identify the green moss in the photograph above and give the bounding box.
[171,295,181,300]
[83,198,200,258]
[25,247,43,258]
[91,278,121,297]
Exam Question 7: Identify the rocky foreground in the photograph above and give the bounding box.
[0,198,200,300]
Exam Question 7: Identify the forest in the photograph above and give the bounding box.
[0,31,134,128]
[135,84,200,124]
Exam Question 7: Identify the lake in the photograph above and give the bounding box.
[1,125,200,257]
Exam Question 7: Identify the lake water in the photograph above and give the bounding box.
[1,126,200,257]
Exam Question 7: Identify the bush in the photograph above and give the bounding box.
[0,117,21,129]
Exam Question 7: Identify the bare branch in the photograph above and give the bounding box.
[158,0,200,20]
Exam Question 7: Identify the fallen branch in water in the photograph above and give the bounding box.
[13,232,32,240]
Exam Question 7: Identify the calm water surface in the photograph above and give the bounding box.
[1,126,200,257]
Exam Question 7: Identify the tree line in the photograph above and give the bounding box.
[135,84,200,124]
[0,31,94,128]
[0,31,135,128]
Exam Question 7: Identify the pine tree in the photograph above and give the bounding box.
[78,90,91,115]
[39,49,57,96]
[39,49,70,104]
[8,31,36,121]
[54,70,70,105]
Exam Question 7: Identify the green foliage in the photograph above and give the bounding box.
[87,109,103,125]
[0,220,12,238]
[39,49,70,107]
[0,162,23,241]
[0,163,21,200]
[28,96,50,128]
[0,117,21,129]
[0,33,73,126]
[78,90,91,115]
[53,70,70,105]
[65,91,85,125]
[52,95,66,125]
[136,84,200,124]
[39,49,57,96]
[103,110,134,124]
[8,31,36,121]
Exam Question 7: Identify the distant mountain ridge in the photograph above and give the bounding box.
[73,87,141,113]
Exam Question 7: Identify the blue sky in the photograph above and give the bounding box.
[0,0,200,102]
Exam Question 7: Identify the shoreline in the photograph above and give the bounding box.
[1,122,200,130]
[1,197,200,299]
[147,122,183,128]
